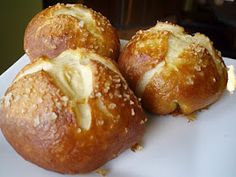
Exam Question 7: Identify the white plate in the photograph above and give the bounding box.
[0,43,236,177]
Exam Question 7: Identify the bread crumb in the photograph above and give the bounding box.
[131,143,143,152]
[95,169,109,176]
[187,113,197,122]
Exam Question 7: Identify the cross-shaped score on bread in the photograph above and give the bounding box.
[135,23,225,98]
[119,22,227,115]
[14,49,123,130]
[24,3,120,62]
[54,4,103,40]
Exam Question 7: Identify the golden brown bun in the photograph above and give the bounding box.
[24,3,120,61]
[0,49,146,174]
[118,22,228,115]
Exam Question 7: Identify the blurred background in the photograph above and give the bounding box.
[0,0,235,74]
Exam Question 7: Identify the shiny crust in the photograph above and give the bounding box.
[0,49,146,174]
[118,22,228,115]
[24,3,120,61]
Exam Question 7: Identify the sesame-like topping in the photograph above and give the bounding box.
[212,77,216,82]
[77,128,82,133]
[125,127,128,134]
[140,120,145,124]
[37,97,43,104]
[96,119,104,126]
[78,20,84,28]
[25,88,31,93]
[0,97,4,108]
[194,65,201,71]
[108,103,116,109]
[31,104,38,111]
[65,4,75,7]
[123,84,128,90]
[130,100,134,105]
[113,78,121,83]
[108,93,113,99]
[55,102,62,109]
[33,116,40,127]
[21,108,26,114]
[103,87,109,93]
[123,93,130,100]
[95,92,102,97]
[115,84,121,88]
[4,92,13,107]
[14,95,20,102]
[48,112,58,121]
[61,96,68,106]
[144,117,148,122]
[131,108,135,116]
[186,77,194,85]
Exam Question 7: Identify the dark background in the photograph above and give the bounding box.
[1,0,235,74]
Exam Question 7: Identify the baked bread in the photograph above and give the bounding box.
[118,22,228,115]
[0,49,146,174]
[24,3,120,62]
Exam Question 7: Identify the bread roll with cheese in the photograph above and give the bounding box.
[0,49,146,174]
[24,3,120,61]
[118,22,228,115]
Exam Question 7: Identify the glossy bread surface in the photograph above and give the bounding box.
[24,3,120,61]
[0,49,146,174]
[118,22,228,115]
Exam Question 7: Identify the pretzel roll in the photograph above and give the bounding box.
[118,22,228,115]
[0,49,146,174]
[24,3,120,61]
